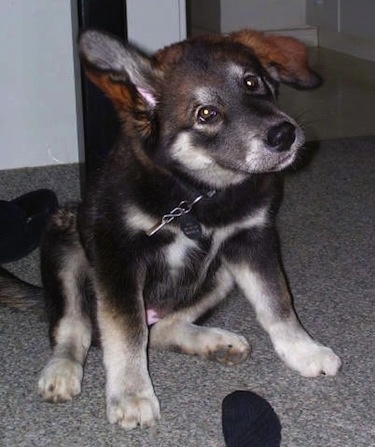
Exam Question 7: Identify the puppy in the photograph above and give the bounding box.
[1,29,341,431]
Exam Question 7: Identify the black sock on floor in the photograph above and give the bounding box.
[222,390,281,447]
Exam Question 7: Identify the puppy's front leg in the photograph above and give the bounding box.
[95,276,160,430]
[223,227,342,377]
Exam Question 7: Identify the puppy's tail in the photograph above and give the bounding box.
[0,266,43,310]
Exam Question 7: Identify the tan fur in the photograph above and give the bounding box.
[83,70,154,140]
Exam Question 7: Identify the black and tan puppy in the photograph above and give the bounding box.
[2,30,341,430]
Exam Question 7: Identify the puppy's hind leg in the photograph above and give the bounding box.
[150,265,250,366]
[38,207,92,402]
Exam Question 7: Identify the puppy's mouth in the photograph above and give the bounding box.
[206,139,302,178]
[169,129,303,186]
[260,124,305,172]
[268,148,300,172]
[239,135,303,174]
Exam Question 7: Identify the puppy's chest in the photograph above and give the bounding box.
[162,228,218,278]
[145,204,269,278]
[142,206,268,312]
[149,228,222,292]
[159,220,240,280]
[164,232,204,272]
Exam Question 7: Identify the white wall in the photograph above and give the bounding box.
[0,0,81,170]
[0,0,186,170]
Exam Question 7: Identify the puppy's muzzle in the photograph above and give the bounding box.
[266,121,296,152]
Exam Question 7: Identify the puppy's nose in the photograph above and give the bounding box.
[266,121,296,152]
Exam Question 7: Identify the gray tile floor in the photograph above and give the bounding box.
[280,48,375,141]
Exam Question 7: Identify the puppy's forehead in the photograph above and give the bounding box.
[167,56,258,99]
[165,41,261,79]
[173,62,256,106]
[193,86,220,104]
[191,65,241,101]
[159,41,264,110]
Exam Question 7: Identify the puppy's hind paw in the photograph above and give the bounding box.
[201,329,251,366]
[38,358,83,402]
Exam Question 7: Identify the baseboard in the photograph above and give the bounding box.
[318,29,375,63]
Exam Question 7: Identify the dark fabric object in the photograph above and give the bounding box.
[222,390,282,447]
[0,189,58,263]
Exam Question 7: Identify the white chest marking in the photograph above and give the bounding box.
[165,231,198,271]
[165,206,268,273]
[125,205,158,233]
[211,206,269,248]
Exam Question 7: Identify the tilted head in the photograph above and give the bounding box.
[79,30,320,189]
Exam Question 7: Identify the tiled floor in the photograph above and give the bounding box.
[279,48,375,141]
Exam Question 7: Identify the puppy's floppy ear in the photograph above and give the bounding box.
[229,29,322,90]
[79,30,159,135]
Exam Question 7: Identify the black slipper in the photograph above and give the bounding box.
[0,189,58,264]
[222,390,282,447]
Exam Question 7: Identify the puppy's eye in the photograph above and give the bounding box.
[244,75,259,91]
[197,106,219,124]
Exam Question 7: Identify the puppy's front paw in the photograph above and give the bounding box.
[107,390,160,430]
[276,340,342,377]
[38,358,83,402]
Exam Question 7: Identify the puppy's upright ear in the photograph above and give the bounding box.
[79,30,159,135]
[229,30,322,89]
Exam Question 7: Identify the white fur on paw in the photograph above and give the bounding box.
[38,358,83,402]
[107,390,160,430]
[275,340,342,377]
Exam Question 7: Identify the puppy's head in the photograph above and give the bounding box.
[79,30,320,188]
